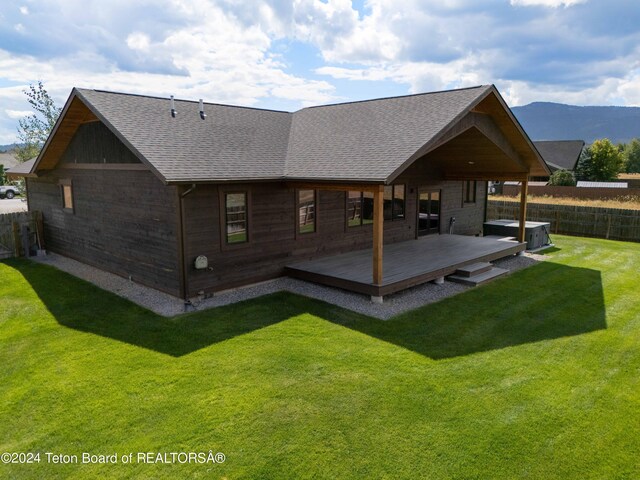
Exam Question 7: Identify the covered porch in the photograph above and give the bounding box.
[285,87,547,301]
[285,234,526,298]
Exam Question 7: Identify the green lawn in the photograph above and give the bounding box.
[1,235,639,479]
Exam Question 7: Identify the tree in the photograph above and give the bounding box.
[623,138,640,173]
[14,81,62,163]
[574,138,624,181]
[0,164,6,185]
[548,169,576,186]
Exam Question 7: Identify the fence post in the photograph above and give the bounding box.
[12,221,22,257]
[21,225,30,258]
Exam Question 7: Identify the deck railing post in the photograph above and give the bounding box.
[373,185,384,285]
[518,179,528,243]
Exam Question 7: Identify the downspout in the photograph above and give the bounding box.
[178,184,197,310]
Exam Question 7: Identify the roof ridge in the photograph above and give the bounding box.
[76,88,291,114]
[301,85,491,110]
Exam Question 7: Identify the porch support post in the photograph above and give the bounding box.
[518,179,528,243]
[373,184,384,285]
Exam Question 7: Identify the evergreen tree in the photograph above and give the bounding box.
[623,138,640,173]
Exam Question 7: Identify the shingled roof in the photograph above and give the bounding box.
[28,84,548,183]
[76,89,292,182]
[534,140,585,172]
[285,86,493,181]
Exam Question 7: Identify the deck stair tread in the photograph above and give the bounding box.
[455,262,493,277]
[448,266,509,286]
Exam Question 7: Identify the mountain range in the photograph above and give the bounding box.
[512,102,640,145]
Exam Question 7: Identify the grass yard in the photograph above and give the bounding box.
[1,235,639,479]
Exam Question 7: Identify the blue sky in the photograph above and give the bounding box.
[1,0,639,144]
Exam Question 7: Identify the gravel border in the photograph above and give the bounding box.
[31,251,545,320]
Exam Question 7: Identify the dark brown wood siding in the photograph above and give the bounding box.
[27,168,181,296]
[183,178,486,296]
[60,121,141,164]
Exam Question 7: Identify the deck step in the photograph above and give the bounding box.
[448,267,509,286]
[454,262,493,278]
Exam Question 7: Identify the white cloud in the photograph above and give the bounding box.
[126,32,150,52]
[20,6,29,15]
[5,109,32,119]
[0,1,338,105]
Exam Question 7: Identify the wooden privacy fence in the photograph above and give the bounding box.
[0,210,44,259]
[502,184,640,200]
[488,200,640,242]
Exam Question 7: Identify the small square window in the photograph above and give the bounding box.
[60,180,74,212]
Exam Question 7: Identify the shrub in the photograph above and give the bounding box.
[549,169,576,186]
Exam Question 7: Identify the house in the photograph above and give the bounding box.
[498,139,584,193]
[10,85,549,302]
[532,140,585,180]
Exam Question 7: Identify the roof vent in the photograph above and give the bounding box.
[170,95,177,118]
[199,99,206,120]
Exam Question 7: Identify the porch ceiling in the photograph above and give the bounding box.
[426,127,530,181]
[389,90,549,183]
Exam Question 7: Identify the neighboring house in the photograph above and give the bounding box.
[532,140,585,180]
[10,85,548,301]
[496,140,584,193]
[0,152,20,171]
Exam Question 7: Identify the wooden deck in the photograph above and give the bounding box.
[285,234,526,297]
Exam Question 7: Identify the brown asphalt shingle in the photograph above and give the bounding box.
[45,85,496,183]
[77,89,292,182]
[285,86,492,181]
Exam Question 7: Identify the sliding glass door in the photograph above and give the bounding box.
[417,189,441,236]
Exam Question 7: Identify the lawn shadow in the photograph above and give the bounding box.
[319,261,607,359]
[7,258,607,360]
[6,259,301,357]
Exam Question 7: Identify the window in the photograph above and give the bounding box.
[463,180,477,204]
[347,185,404,226]
[225,192,248,244]
[60,179,74,212]
[298,189,316,234]
[347,191,374,227]
[383,184,405,220]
